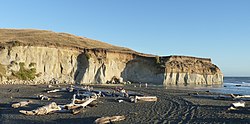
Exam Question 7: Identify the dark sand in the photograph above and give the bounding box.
[1,84,250,124]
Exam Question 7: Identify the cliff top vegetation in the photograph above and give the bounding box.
[0,29,134,53]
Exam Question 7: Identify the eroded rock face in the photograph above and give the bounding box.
[0,46,79,84]
[0,46,223,85]
[163,56,223,85]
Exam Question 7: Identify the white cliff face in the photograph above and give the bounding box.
[164,73,223,85]
[0,46,79,83]
[0,46,133,84]
[74,50,133,84]
[0,46,223,85]
[163,56,223,85]
[121,57,165,85]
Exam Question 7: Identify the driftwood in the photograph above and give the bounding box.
[74,99,86,104]
[77,92,98,99]
[19,102,61,115]
[95,115,126,124]
[65,104,80,110]
[232,101,245,108]
[37,95,51,100]
[74,98,96,107]
[228,101,246,111]
[72,98,98,107]
[191,93,233,100]
[12,100,33,108]
[47,89,61,93]
[85,100,98,107]
[116,97,132,103]
[47,86,73,93]
[133,96,157,103]
[231,94,250,99]
[65,98,96,113]
[71,106,86,115]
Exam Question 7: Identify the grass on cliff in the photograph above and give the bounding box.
[0,29,134,52]
[12,62,36,80]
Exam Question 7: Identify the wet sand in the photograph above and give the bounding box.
[1,84,250,124]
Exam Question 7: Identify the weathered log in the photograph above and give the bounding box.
[232,101,245,108]
[228,106,237,111]
[72,99,98,107]
[87,101,98,107]
[65,104,79,110]
[19,110,36,115]
[37,94,51,100]
[228,101,246,111]
[134,96,157,103]
[19,102,61,115]
[65,98,96,110]
[231,94,250,99]
[71,106,86,115]
[116,97,132,103]
[74,98,96,107]
[47,89,60,93]
[95,115,126,124]
[74,99,86,104]
[12,100,33,108]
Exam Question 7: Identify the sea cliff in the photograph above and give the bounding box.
[0,29,223,85]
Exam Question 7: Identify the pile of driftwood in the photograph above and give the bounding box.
[11,85,157,123]
[190,92,250,111]
[190,93,250,101]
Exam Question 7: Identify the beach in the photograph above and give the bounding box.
[1,84,250,124]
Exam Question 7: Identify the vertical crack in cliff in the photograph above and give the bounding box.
[175,73,179,85]
[44,65,46,73]
[184,73,188,86]
[7,49,11,56]
[203,74,208,85]
[70,55,73,65]
[60,63,63,74]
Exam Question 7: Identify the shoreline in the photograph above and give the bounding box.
[1,84,250,123]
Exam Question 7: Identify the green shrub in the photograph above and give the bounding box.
[19,62,25,67]
[13,62,37,80]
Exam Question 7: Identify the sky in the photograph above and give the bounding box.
[0,0,249,77]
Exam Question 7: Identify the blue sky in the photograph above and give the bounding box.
[0,0,249,76]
